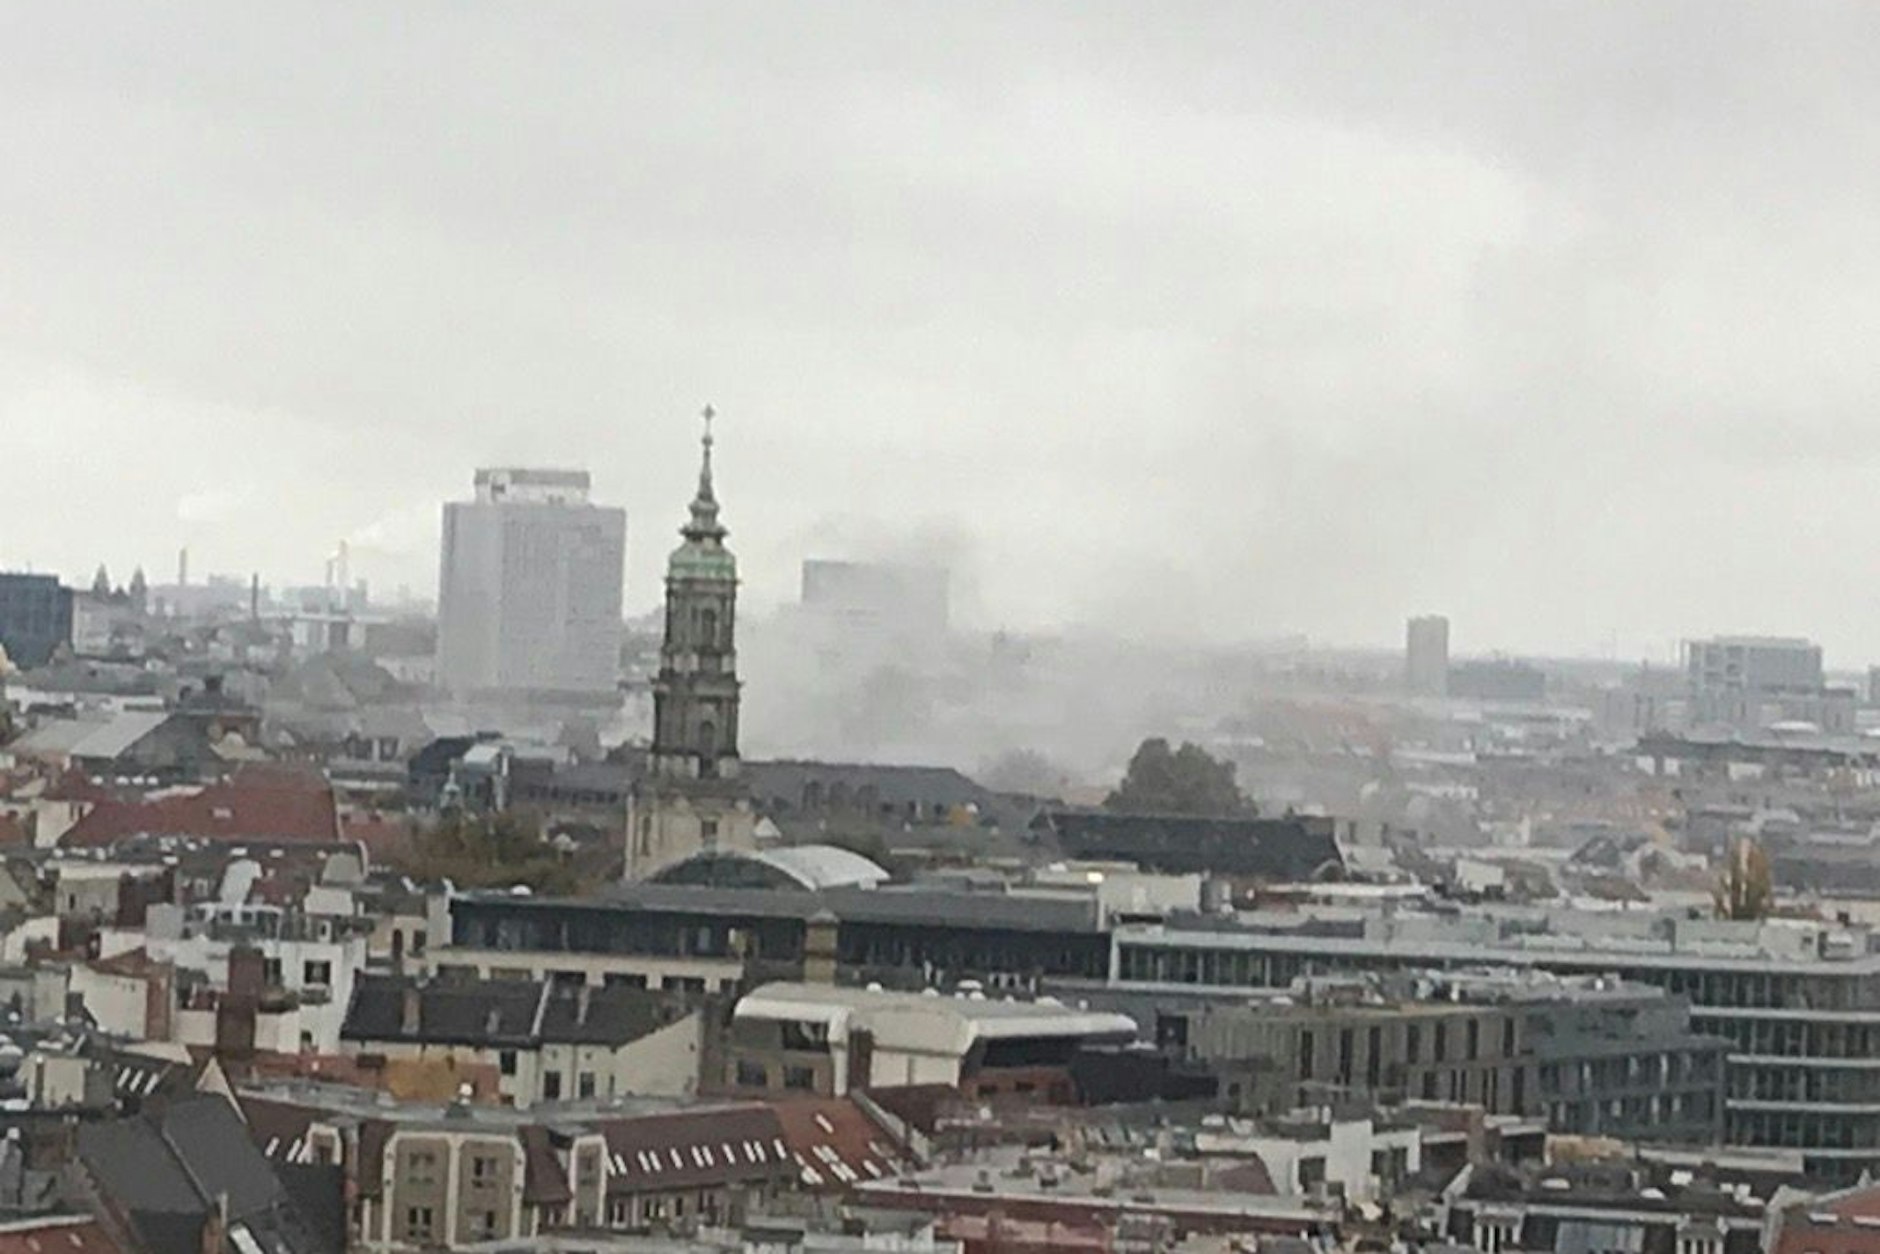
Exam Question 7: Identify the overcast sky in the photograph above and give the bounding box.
[6,4,1880,663]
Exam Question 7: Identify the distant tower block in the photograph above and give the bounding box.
[1406,615,1450,697]
[434,467,626,700]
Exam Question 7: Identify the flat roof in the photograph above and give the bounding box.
[735,982,1138,1040]
[1116,922,1880,977]
[458,882,1104,934]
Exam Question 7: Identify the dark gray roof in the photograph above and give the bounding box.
[342,974,673,1047]
[77,1116,202,1221]
[565,879,1102,932]
[77,1094,338,1254]
[1032,808,1344,880]
[744,760,994,810]
[161,1095,292,1222]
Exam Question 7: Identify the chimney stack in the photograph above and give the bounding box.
[401,985,422,1036]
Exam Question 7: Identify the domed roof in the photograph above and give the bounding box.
[650,844,889,892]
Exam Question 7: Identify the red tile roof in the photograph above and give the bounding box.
[0,1218,128,1254]
[62,764,340,848]
[0,813,28,847]
[772,1097,908,1192]
[1774,1183,1880,1254]
[598,1105,794,1194]
[238,1095,324,1165]
[43,771,111,804]
[339,813,414,858]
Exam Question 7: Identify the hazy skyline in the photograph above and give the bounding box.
[7,5,1880,663]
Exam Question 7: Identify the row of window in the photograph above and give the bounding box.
[403,1149,507,1186]
[458,911,1109,979]
[1545,1092,1715,1133]
[404,1205,502,1243]
[1730,1108,1880,1150]
[733,1059,816,1091]
[1700,1015,1880,1060]
[1115,944,1880,1015]
[1730,1063,1880,1105]
[1536,1052,1719,1095]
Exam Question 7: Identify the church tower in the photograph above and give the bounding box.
[650,406,741,780]
[627,407,757,878]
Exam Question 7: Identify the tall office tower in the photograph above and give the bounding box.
[436,468,626,700]
[1405,614,1450,697]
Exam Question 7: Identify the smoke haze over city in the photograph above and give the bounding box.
[8,4,1880,659]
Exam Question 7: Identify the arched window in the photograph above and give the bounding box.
[700,606,719,647]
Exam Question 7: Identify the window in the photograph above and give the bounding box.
[471,1154,498,1183]
[405,1207,434,1240]
[1466,1020,1480,1061]
[784,1065,816,1091]
[1501,1018,1516,1057]
[406,1150,439,1186]
[1298,1030,1315,1081]
[1434,1023,1448,1062]
[413,929,427,956]
[780,1020,830,1051]
[578,1071,596,1099]
[263,958,283,986]
[499,1050,517,1077]
[736,1060,769,1088]
[1406,1024,1422,1063]
[472,1210,499,1239]
[303,959,332,987]
[543,1070,562,1100]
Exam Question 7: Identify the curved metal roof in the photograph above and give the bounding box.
[650,844,889,892]
[755,844,890,890]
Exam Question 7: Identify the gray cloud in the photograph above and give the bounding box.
[5,3,1880,663]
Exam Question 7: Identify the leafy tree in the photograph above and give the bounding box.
[1714,837,1773,921]
[397,810,578,895]
[1105,737,1253,817]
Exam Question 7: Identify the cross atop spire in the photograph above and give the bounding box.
[684,402,726,541]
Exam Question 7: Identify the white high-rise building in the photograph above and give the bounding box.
[436,468,626,700]
[1405,614,1449,697]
